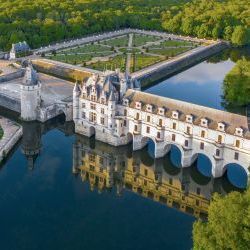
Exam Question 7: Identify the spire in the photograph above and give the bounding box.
[73,81,81,94]
[23,61,39,86]
[108,87,116,102]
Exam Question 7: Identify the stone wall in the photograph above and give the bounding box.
[31,59,93,82]
[0,93,21,113]
[0,128,22,162]
[134,42,229,87]
[0,69,25,83]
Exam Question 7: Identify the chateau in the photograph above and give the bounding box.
[73,71,250,178]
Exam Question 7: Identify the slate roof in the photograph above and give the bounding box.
[124,89,250,138]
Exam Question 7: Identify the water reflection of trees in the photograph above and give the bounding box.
[207,47,250,64]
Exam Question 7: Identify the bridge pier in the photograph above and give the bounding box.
[154,141,167,158]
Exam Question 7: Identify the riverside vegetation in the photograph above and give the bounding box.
[0,0,249,51]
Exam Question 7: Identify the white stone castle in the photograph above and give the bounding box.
[73,70,250,179]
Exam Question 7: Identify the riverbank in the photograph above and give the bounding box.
[0,116,22,162]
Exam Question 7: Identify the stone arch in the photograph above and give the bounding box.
[141,136,156,158]
[223,163,248,189]
[89,126,95,137]
[168,143,184,168]
[191,153,213,177]
[126,132,133,144]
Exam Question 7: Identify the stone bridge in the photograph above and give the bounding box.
[121,90,250,179]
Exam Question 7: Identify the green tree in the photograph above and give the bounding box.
[193,187,250,250]
[223,58,250,106]
[231,26,249,46]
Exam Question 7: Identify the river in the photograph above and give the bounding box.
[0,48,248,250]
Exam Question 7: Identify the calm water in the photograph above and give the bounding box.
[0,48,248,250]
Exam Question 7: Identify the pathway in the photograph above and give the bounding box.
[0,116,22,161]
[125,33,133,77]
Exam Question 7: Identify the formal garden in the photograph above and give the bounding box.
[44,32,200,73]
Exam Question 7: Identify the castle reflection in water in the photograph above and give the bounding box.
[18,118,237,219]
[72,134,235,219]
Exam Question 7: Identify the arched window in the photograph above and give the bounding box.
[172,122,177,130]
[124,109,127,116]
[135,113,140,120]
[186,126,191,135]
[147,115,150,122]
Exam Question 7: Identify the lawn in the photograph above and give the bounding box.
[87,55,126,71]
[148,47,192,57]
[119,47,141,53]
[158,39,196,47]
[101,35,129,47]
[59,44,112,54]
[46,51,113,65]
[131,53,163,72]
[132,33,161,47]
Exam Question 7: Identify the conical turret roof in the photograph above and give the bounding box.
[23,62,39,86]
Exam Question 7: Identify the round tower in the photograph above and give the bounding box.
[73,81,81,121]
[21,62,41,121]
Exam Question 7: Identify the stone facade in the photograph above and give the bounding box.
[73,72,250,179]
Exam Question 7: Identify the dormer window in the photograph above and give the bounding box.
[100,98,105,104]
[146,104,152,112]
[158,108,164,115]
[235,128,243,137]
[136,102,141,110]
[123,99,129,106]
[186,115,193,123]
[172,111,179,119]
[201,118,208,127]
[218,122,225,132]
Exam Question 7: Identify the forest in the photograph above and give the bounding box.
[223,58,250,107]
[0,0,249,51]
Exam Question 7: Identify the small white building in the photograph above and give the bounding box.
[9,41,30,59]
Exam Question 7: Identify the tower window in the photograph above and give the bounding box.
[172,122,177,130]
[146,126,150,133]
